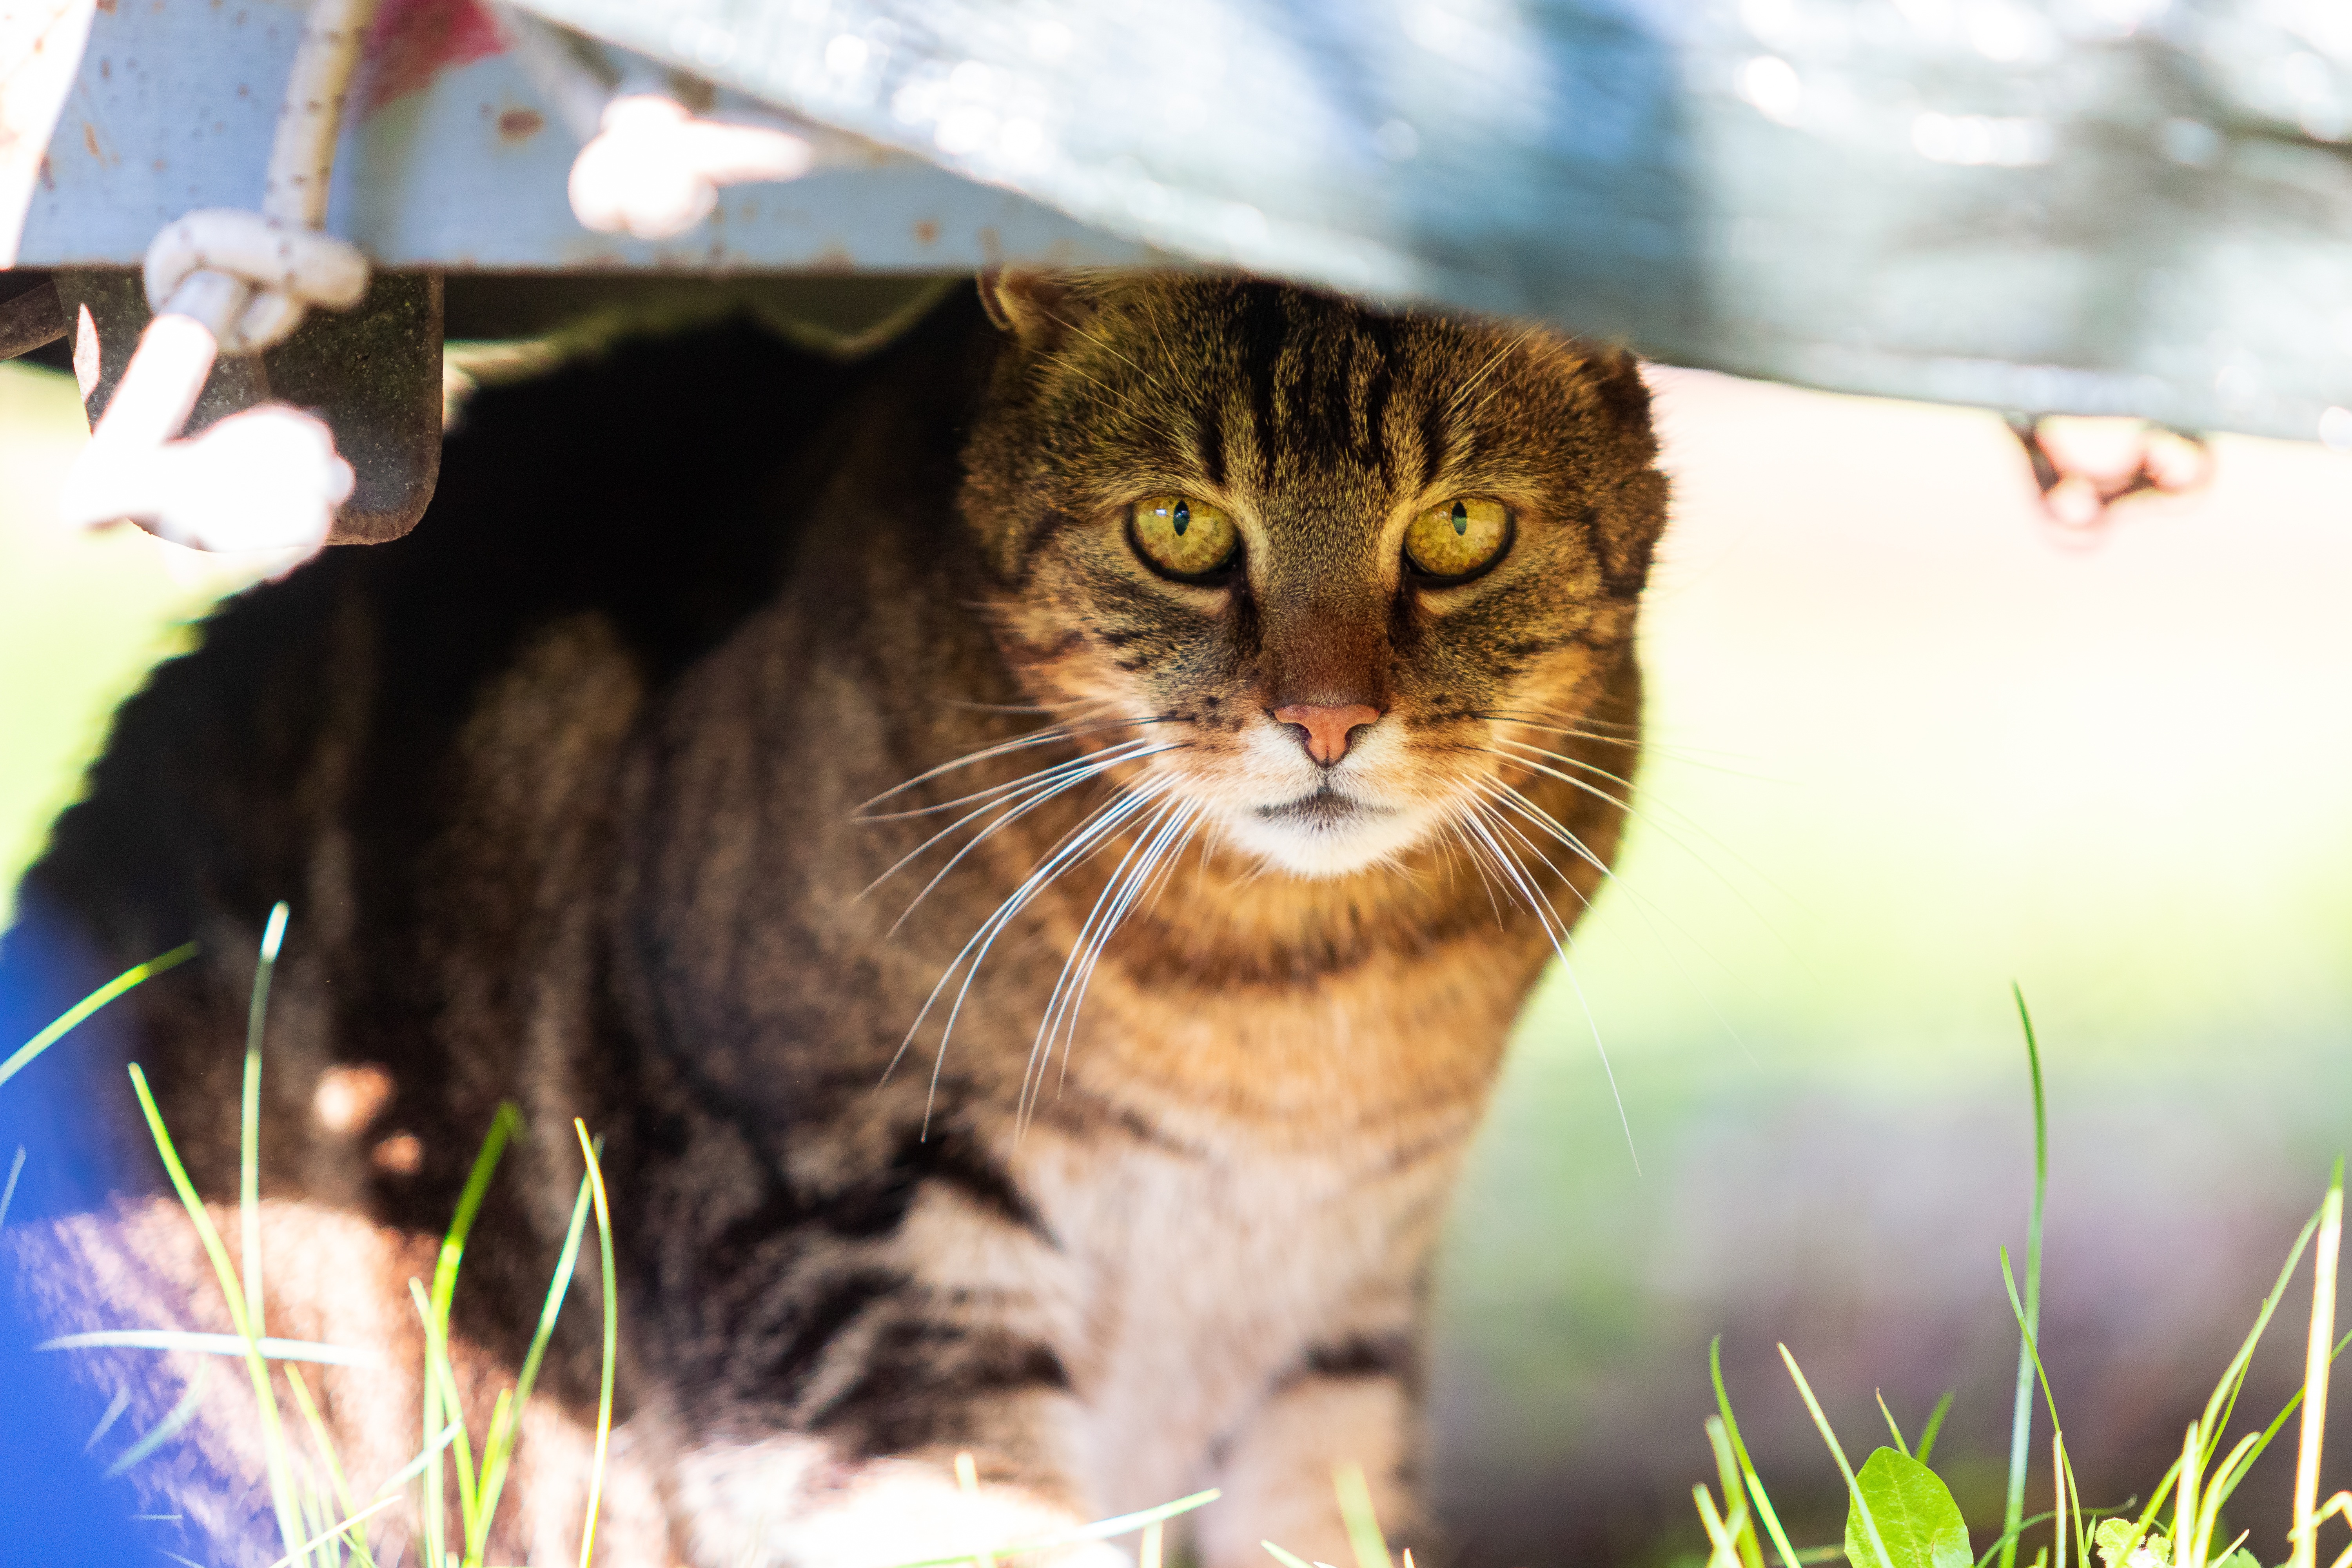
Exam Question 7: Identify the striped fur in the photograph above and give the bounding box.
[2,272,1666,1566]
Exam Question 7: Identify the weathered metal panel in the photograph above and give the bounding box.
[9,0,2351,439]
[12,0,1166,273]
[507,0,2352,443]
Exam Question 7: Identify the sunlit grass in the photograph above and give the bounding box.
[1690,1002,2351,1568]
[8,910,622,1566]
[7,915,1227,1568]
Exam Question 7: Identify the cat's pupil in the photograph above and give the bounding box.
[1451,501,1468,535]
[1174,500,1190,537]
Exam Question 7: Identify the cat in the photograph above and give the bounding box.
[0,270,1668,1568]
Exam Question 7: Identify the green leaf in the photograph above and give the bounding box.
[1844,1450,1970,1568]
[2092,1519,2166,1568]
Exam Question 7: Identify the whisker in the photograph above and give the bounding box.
[1445,817,1511,929]
[1468,775,1608,892]
[856,739,1174,906]
[858,718,1165,815]
[862,734,1168,832]
[877,745,1186,936]
[884,779,1171,1116]
[1481,716,1777,780]
[1444,325,1539,425]
[1474,743,1803,956]
[1022,798,1202,1131]
[1454,801,1638,1172]
[1475,771,1759,1069]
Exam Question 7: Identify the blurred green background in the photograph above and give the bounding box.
[3,354,2348,1565]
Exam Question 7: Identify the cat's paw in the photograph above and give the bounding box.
[674,1438,1128,1568]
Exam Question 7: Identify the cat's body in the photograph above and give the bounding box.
[2,274,1665,1567]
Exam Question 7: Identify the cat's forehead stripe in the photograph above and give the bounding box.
[1172,283,1476,499]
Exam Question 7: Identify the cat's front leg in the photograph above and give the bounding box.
[1193,1347,1420,1568]
[641,1129,1114,1568]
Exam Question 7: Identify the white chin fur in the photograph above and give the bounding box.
[1216,802,1440,879]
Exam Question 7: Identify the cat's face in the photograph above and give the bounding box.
[961,273,1667,879]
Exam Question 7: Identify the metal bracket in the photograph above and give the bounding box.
[55,269,443,546]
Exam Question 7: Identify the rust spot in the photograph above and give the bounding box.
[913,219,939,246]
[82,122,98,158]
[94,0,115,12]
[497,106,543,142]
[98,56,110,78]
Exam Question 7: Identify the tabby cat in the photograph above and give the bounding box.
[1,270,1667,1567]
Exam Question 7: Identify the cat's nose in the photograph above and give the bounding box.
[1272,703,1383,766]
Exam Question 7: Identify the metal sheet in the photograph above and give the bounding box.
[9,0,2352,439]
[11,0,1166,274]
[505,0,2352,442]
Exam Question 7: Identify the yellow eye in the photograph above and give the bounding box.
[1130,494,1239,579]
[1405,497,1510,578]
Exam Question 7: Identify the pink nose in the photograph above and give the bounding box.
[1273,703,1382,766]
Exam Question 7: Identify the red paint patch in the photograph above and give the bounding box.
[359,0,506,115]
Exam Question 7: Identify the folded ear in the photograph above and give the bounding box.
[979,270,1092,355]
[1585,344,1653,434]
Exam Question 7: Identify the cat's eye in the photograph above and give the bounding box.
[1130,494,1240,581]
[1405,497,1511,579]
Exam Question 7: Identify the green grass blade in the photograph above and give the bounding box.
[430,1104,521,1330]
[37,1329,372,1366]
[462,1388,515,1566]
[1916,1393,1955,1470]
[262,1493,407,1568]
[243,902,289,1338]
[1777,1343,1894,1568]
[409,1276,480,1531]
[2214,1328,2352,1500]
[0,943,197,1093]
[1707,1415,1766,1568]
[368,1418,465,1499]
[474,1171,595,1561]
[1696,1484,1744,1568]
[103,1359,213,1478]
[0,1143,25,1229]
[2199,1205,2324,1471]
[1875,1390,1912,1458]
[2290,1160,2344,1568]
[82,1385,132,1454]
[285,1365,377,1568]
[1713,1336,1804,1568]
[1999,1248,2064,1437]
[1334,1461,1391,1568]
[575,1120,618,1568]
[127,1062,309,1565]
[2002,985,2048,1568]
[418,1102,521,1562]
[1262,1542,1316,1568]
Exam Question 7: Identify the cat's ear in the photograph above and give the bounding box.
[1586,345,1653,432]
[980,270,1093,354]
